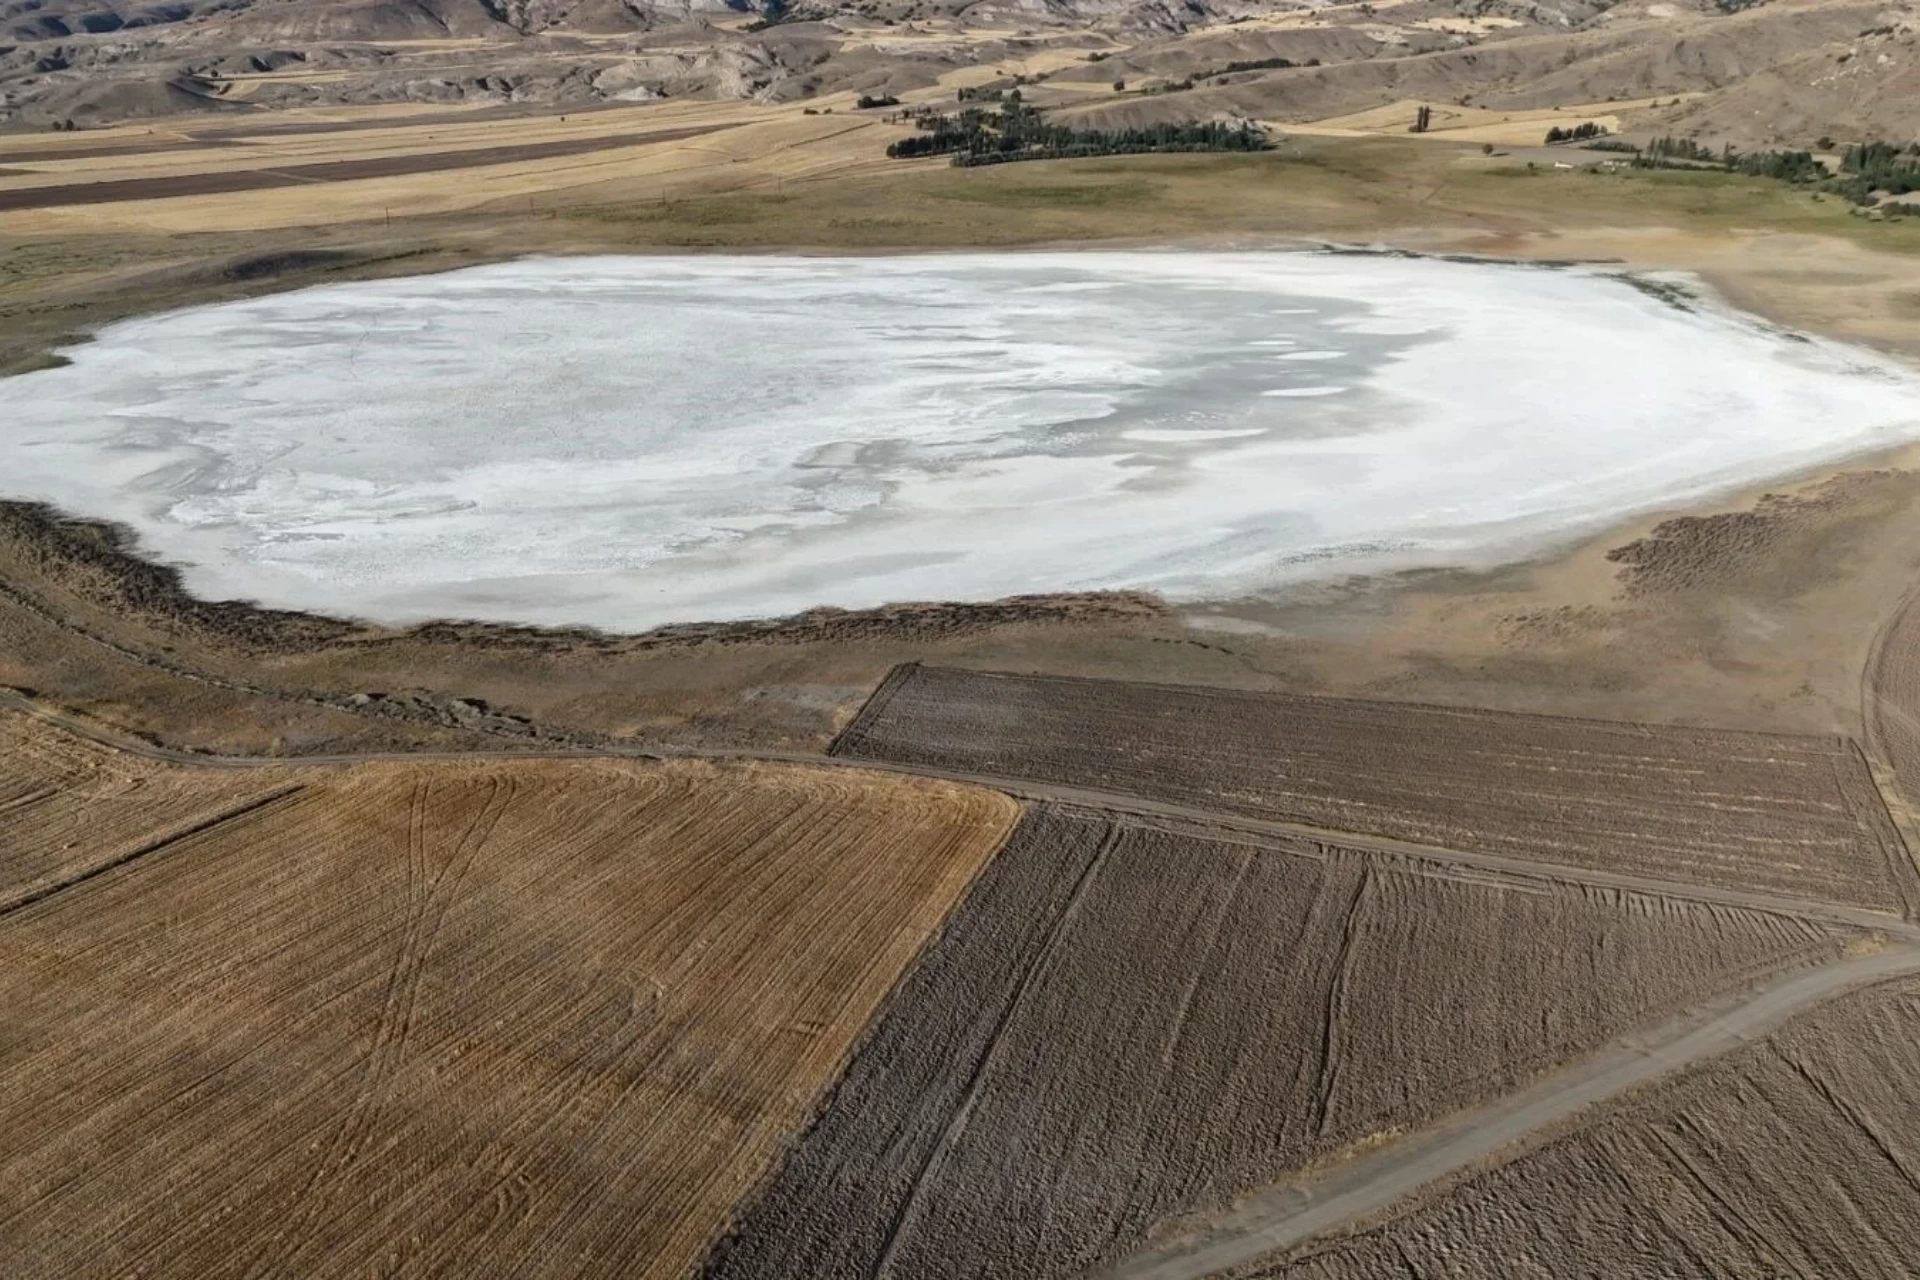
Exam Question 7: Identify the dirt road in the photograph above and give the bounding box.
[1098,944,1920,1280]
[4,685,1912,940]
[9,682,1917,1267]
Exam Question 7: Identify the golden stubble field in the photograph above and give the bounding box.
[0,709,1017,1279]
[0,704,299,910]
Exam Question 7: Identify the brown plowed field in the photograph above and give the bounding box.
[0,125,726,212]
[0,707,298,912]
[0,747,1016,1279]
[835,665,1917,915]
[1257,971,1920,1279]
[1865,584,1920,816]
[701,805,1844,1280]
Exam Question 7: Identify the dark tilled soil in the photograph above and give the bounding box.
[833,664,1919,915]
[0,138,247,164]
[1259,973,1920,1280]
[700,805,1842,1280]
[0,125,727,211]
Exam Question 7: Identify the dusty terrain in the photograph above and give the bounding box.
[4,0,1914,150]
[0,707,1017,1278]
[0,700,298,909]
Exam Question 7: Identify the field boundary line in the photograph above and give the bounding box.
[1306,864,1369,1142]
[0,783,306,919]
[1839,738,1920,921]
[920,776,1920,941]
[1858,578,1920,895]
[5,687,1916,939]
[827,661,920,757]
[869,817,1121,1280]
[1094,946,1920,1280]
[871,663,1862,751]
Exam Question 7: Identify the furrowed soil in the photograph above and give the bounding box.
[0,726,1017,1279]
[700,804,1845,1280]
[1863,580,1920,829]
[834,665,1918,915]
[1254,971,1920,1280]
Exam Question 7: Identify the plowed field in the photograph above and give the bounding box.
[1258,972,1920,1280]
[702,805,1844,1280]
[0,706,297,912]
[1865,584,1920,817]
[0,744,1017,1279]
[834,665,1917,915]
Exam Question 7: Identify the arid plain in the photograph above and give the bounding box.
[10,4,1920,1273]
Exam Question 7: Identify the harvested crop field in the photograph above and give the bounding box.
[0,745,1017,1279]
[834,665,1918,915]
[0,126,726,213]
[1255,970,1920,1279]
[0,706,297,912]
[701,804,1845,1279]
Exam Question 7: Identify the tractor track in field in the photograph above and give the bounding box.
[7,680,1919,1269]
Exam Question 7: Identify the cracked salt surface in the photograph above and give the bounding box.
[4,250,1919,631]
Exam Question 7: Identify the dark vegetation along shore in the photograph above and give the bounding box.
[1608,136,1920,211]
[885,90,1266,166]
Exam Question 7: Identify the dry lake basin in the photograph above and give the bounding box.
[11,245,1920,1278]
[5,249,1920,630]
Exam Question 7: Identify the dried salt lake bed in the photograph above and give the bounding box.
[5,250,1920,631]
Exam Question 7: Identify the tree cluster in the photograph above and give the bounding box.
[1623,135,1918,208]
[1195,54,1317,79]
[1837,140,1920,198]
[1644,135,1717,162]
[1544,121,1607,144]
[1729,148,1822,183]
[886,94,1267,166]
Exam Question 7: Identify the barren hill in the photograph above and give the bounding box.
[1,0,1914,156]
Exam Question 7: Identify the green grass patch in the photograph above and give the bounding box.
[931,178,1158,208]
[579,194,796,227]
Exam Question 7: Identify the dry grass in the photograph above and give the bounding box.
[10,101,1920,245]
[7,135,1920,372]
[833,665,1919,913]
[1290,94,1695,143]
[0,733,1017,1279]
[0,107,895,233]
[705,804,1843,1278]
[0,708,297,910]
